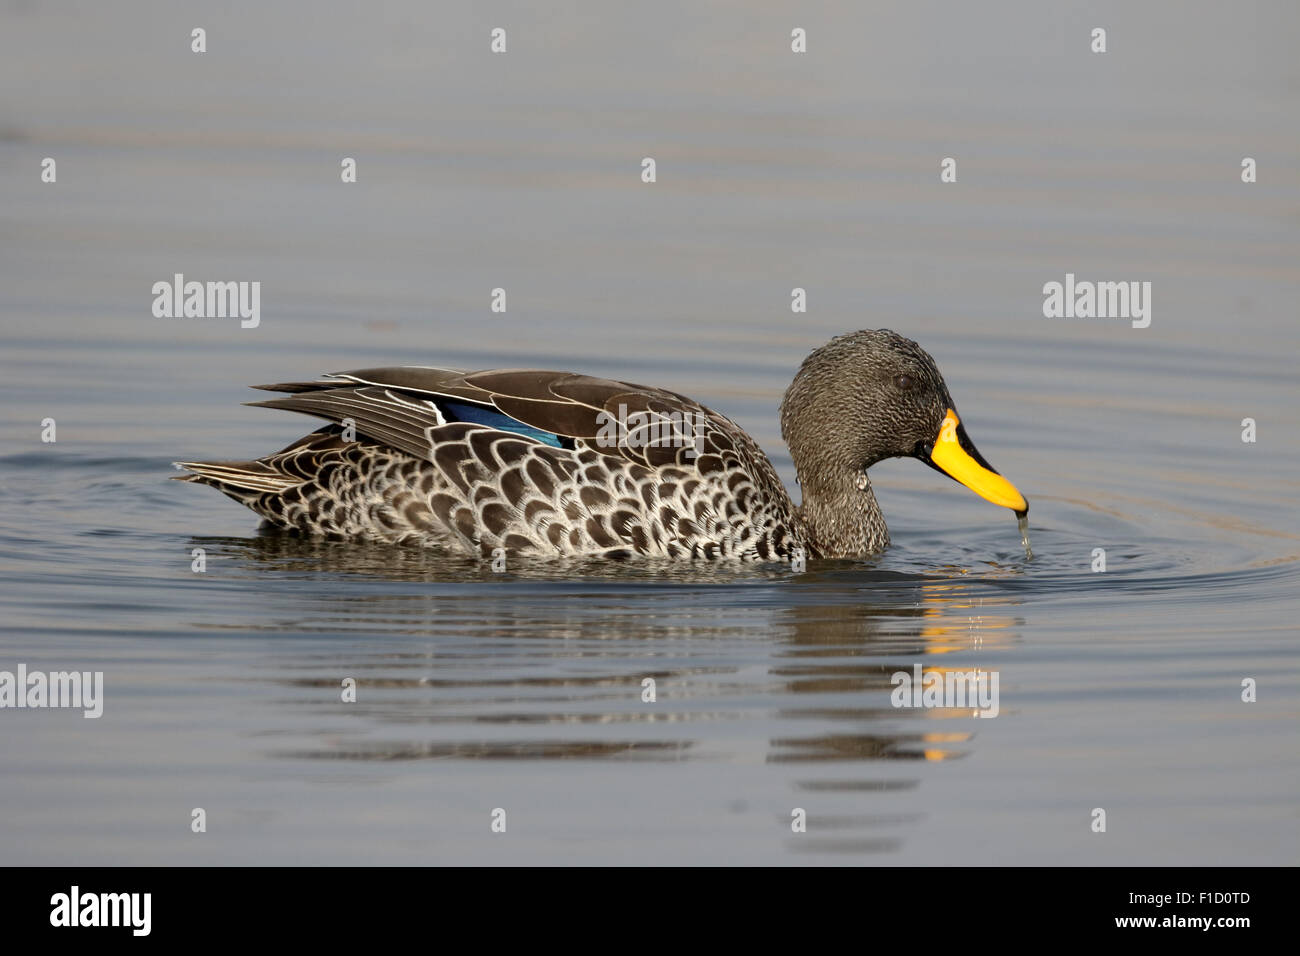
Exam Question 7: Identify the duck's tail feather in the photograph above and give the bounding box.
[173,427,356,506]
[171,459,299,495]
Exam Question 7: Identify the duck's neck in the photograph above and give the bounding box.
[797,468,890,558]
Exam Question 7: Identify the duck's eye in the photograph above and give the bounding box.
[894,374,915,390]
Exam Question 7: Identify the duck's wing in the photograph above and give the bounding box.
[248,366,755,473]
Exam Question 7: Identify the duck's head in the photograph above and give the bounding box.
[780,329,1027,522]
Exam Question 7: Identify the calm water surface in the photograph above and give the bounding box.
[1,2,1297,864]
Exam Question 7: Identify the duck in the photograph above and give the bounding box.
[174,329,1027,560]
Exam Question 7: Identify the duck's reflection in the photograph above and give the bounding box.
[199,530,797,584]
[766,577,1021,852]
[200,532,1022,853]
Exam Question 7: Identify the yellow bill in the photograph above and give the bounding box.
[930,409,1027,513]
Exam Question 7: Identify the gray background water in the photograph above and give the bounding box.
[1,1,1296,864]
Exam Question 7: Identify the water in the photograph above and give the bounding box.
[1,1,1297,864]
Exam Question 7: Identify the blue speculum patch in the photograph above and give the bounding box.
[437,398,565,448]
